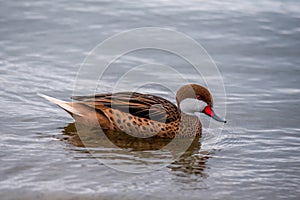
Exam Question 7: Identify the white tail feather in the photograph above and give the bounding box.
[38,93,83,116]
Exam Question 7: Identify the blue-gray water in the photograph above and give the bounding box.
[1,0,300,199]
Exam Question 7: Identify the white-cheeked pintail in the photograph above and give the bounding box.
[39,84,226,138]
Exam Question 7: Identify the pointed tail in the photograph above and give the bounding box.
[38,93,82,116]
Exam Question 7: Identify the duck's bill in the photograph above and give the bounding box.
[203,106,227,123]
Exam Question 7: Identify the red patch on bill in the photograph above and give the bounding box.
[204,106,214,117]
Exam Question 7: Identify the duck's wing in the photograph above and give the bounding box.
[71,92,180,123]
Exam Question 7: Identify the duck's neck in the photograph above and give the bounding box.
[160,112,202,138]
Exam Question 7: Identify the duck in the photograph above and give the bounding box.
[39,84,226,138]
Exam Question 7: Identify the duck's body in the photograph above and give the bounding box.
[40,84,226,138]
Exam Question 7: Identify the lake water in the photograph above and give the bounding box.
[1,0,300,199]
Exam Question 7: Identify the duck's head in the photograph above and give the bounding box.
[176,84,226,123]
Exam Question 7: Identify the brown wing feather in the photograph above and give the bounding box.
[72,92,180,123]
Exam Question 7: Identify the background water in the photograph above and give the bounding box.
[1,0,300,199]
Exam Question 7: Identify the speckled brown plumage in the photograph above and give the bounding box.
[42,84,215,138]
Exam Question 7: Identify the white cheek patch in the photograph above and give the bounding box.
[179,98,207,116]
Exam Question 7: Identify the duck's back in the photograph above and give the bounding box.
[72,92,180,123]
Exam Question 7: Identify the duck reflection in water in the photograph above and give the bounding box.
[61,123,210,177]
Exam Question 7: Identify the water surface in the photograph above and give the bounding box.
[1,0,300,199]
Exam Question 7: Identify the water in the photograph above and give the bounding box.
[1,0,300,199]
